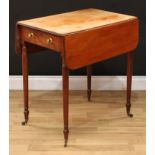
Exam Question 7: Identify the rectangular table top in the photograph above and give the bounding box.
[18,8,137,35]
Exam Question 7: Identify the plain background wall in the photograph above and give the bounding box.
[10,0,146,76]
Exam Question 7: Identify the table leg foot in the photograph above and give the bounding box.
[63,128,69,147]
[126,104,133,117]
[21,121,27,126]
[21,110,29,125]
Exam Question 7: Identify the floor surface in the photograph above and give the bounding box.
[10,91,146,155]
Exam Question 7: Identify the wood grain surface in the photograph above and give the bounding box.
[65,19,139,69]
[16,8,139,70]
[10,90,146,155]
[17,8,137,35]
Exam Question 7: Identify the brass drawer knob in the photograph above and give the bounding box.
[28,32,34,38]
[47,38,53,44]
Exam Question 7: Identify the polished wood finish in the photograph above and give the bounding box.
[65,19,138,69]
[87,65,92,101]
[62,62,69,147]
[21,44,29,125]
[17,8,137,35]
[16,9,139,70]
[126,52,134,117]
[20,26,64,52]
[10,91,146,155]
[16,8,139,147]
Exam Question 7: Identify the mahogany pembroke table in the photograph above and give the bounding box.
[16,8,139,147]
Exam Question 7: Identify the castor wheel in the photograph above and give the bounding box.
[127,113,133,118]
[21,120,28,126]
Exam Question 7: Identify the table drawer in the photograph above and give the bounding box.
[20,26,63,52]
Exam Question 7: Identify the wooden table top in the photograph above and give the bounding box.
[16,8,139,69]
[18,8,137,35]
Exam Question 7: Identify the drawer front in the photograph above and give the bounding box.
[20,26,64,52]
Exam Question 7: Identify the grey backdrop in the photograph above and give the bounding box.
[10,0,146,75]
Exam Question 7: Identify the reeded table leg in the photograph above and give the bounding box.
[87,65,92,101]
[21,43,29,125]
[126,52,134,117]
[62,63,69,147]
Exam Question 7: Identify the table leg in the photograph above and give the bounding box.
[87,65,92,101]
[21,43,29,125]
[126,52,134,117]
[62,63,69,147]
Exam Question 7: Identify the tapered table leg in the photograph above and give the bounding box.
[21,43,29,125]
[62,63,69,147]
[126,52,134,117]
[87,65,92,101]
